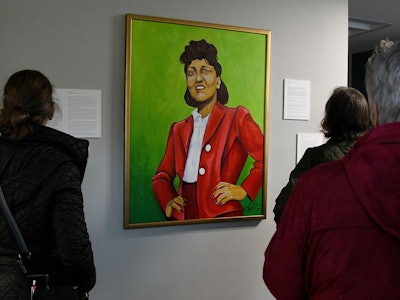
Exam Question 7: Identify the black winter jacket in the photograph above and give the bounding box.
[0,125,95,298]
[273,137,355,225]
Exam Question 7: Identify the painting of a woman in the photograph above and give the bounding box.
[152,39,264,220]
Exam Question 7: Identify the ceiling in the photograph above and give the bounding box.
[348,0,400,54]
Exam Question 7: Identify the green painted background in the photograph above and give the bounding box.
[128,18,268,224]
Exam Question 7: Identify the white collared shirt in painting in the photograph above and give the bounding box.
[182,109,210,183]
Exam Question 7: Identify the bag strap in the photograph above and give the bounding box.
[0,185,31,269]
[0,185,50,297]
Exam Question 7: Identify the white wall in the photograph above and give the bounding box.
[0,0,348,299]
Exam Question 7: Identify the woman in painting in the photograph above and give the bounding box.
[152,39,264,220]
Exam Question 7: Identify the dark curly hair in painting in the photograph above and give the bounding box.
[180,39,228,106]
[320,86,370,139]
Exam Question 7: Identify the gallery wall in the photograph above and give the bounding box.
[0,0,348,299]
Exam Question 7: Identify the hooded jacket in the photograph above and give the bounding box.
[0,125,95,297]
[263,122,400,299]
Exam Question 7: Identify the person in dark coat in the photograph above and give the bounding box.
[0,70,96,299]
[264,39,400,299]
[273,86,370,224]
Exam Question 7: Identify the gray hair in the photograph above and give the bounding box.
[365,39,400,124]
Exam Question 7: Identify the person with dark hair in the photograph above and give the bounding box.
[273,86,370,224]
[152,39,264,220]
[263,40,400,299]
[0,70,96,299]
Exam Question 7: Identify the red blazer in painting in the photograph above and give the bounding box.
[152,101,264,220]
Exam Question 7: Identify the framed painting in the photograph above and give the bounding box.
[124,14,270,228]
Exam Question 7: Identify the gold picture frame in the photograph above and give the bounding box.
[124,14,270,228]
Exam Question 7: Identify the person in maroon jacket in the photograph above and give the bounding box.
[152,39,264,220]
[263,39,400,299]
